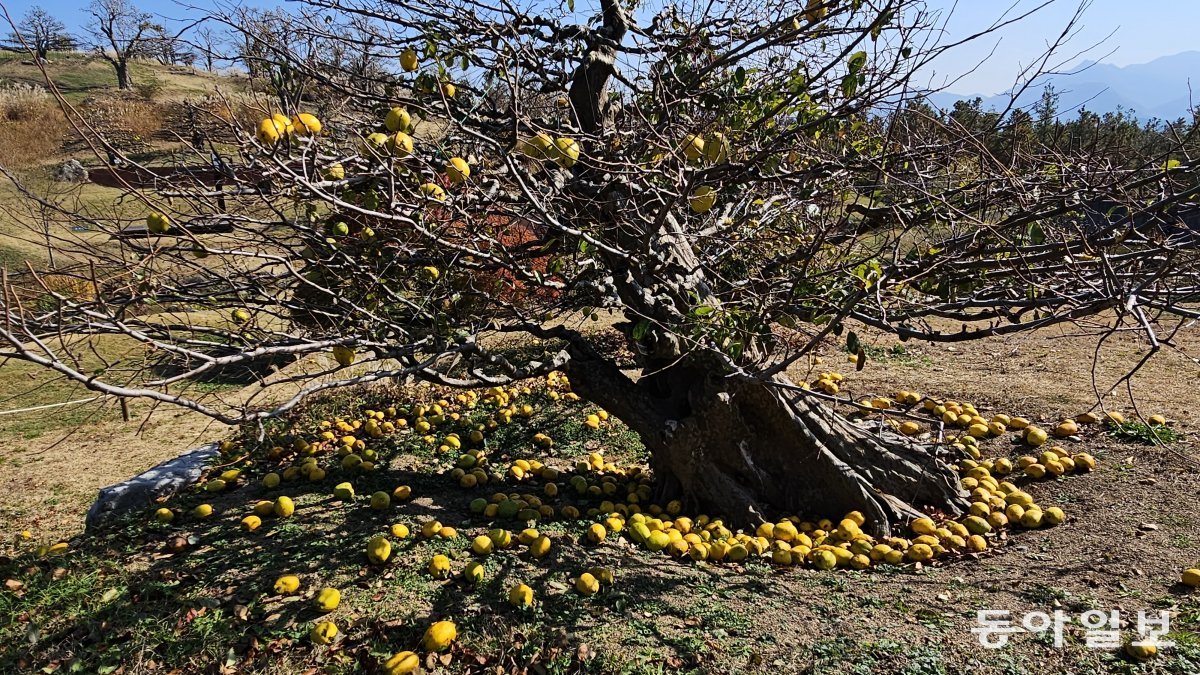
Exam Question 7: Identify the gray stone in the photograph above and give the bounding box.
[53,159,88,183]
[85,443,219,530]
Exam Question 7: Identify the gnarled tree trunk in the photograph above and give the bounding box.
[114,59,132,90]
[564,356,969,537]
[560,0,967,537]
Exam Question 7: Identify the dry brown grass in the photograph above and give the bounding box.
[0,83,66,167]
[86,95,165,142]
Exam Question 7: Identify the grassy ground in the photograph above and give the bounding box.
[0,332,1198,674]
[0,52,229,104]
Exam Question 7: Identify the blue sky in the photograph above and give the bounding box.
[921,0,1200,94]
[0,0,1196,95]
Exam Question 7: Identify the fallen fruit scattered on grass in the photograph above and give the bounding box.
[123,370,1129,663]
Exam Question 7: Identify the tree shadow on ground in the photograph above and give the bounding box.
[0,384,734,675]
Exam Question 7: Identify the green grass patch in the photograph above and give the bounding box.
[1107,420,1180,445]
[862,344,932,367]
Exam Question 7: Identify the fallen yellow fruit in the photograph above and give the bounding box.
[314,587,340,612]
[575,572,600,595]
[1042,506,1065,526]
[384,650,420,674]
[1020,508,1043,528]
[906,544,934,563]
[274,575,301,595]
[370,491,390,510]
[367,535,391,564]
[812,549,838,570]
[429,554,451,578]
[1182,568,1200,587]
[910,517,937,536]
[508,583,534,607]
[1024,426,1049,446]
[310,620,337,644]
[333,482,355,500]
[472,535,494,555]
[1053,420,1079,437]
[530,534,552,558]
[422,620,457,651]
[273,496,295,518]
[463,561,485,584]
[587,523,607,544]
[1125,640,1157,661]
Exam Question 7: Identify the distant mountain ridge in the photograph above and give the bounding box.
[926,51,1200,121]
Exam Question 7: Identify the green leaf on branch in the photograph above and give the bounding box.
[841,74,859,98]
[846,330,860,355]
[848,51,867,74]
[1027,223,1045,245]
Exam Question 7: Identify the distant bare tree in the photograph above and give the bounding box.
[84,0,158,90]
[6,7,74,62]
[190,24,222,72]
[144,24,184,66]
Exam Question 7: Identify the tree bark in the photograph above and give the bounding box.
[115,59,132,90]
[564,357,969,537]
[567,0,628,135]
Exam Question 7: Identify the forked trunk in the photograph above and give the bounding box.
[565,358,969,537]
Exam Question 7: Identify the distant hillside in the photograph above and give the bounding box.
[927,51,1200,121]
[0,50,236,104]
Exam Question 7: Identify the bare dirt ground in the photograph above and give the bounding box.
[0,401,228,539]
